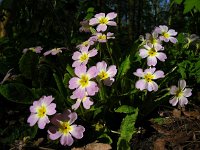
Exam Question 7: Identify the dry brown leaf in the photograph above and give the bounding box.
[151,124,175,136]
[182,111,200,119]
[153,139,166,150]
[172,109,181,118]
[72,141,112,150]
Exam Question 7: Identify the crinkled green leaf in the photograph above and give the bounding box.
[19,51,39,79]
[0,83,34,104]
[117,55,131,80]
[117,108,138,150]
[115,105,136,113]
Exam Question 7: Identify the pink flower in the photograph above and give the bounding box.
[72,47,97,67]
[169,80,192,107]
[79,20,91,33]
[76,39,94,51]
[96,61,117,86]
[145,31,162,50]
[44,47,66,56]
[155,25,178,44]
[69,65,99,99]
[91,32,115,43]
[139,44,167,66]
[48,110,85,146]
[70,92,93,110]
[23,46,43,53]
[89,12,117,32]
[133,68,165,92]
[27,96,56,129]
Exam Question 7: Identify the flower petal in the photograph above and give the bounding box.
[135,79,147,91]
[86,81,99,96]
[153,70,165,79]
[179,97,188,107]
[72,51,81,60]
[72,99,81,110]
[60,134,74,146]
[87,66,98,79]
[48,131,62,140]
[75,65,87,77]
[156,52,167,62]
[183,88,192,97]
[147,56,157,66]
[38,116,50,129]
[83,97,93,109]
[133,68,144,77]
[89,18,99,25]
[170,86,178,95]
[179,80,186,90]
[46,103,56,115]
[97,24,107,32]
[107,21,117,26]
[70,125,85,139]
[27,114,39,126]
[107,65,117,77]
[69,77,79,89]
[169,97,178,106]
[139,49,149,58]
[106,12,117,20]
[89,48,98,57]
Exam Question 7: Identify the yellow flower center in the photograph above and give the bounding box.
[163,32,170,38]
[144,73,155,82]
[52,48,61,52]
[37,105,47,118]
[29,47,36,52]
[79,74,89,88]
[98,34,106,40]
[98,70,109,80]
[82,41,89,47]
[175,89,183,98]
[148,48,157,56]
[80,53,89,62]
[59,121,72,135]
[152,38,158,44]
[99,17,108,24]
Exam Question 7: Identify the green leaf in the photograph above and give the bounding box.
[19,51,39,79]
[115,105,136,114]
[117,108,138,150]
[98,133,113,144]
[174,0,183,4]
[87,7,94,13]
[0,83,34,104]
[116,55,131,80]
[183,0,197,14]
[66,64,75,77]
[0,125,38,144]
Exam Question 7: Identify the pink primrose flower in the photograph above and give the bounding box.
[69,65,99,99]
[91,32,115,43]
[76,39,94,51]
[96,61,117,86]
[89,12,117,32]
[23,46,43,54]
[48,110,85,146]
[70,92,93,110]
[72,47,97,67]
[155,25,178,44]
[169,80,192,107]
[133,68,165,92]
[44,47,66,56]
[145,31,162,50]
[27,95,56,129]
[139,44,167,66]
[79,19,91,33]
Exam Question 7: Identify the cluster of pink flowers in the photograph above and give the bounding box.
[27,96,85,146]
[134,25,178,92]
[27,12,118,147]
[69,12,118,110]
[134,25,192,107]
